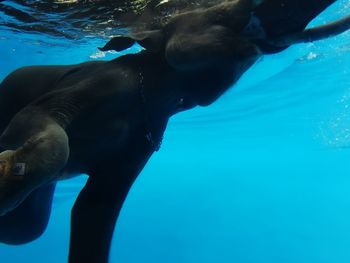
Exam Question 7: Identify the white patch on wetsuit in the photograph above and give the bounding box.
[12,163,26,176]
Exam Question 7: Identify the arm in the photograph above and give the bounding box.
[69,173,134,263]
[68,138,153,263]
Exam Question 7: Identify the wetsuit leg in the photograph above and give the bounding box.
[69,135,153,263]
[0,78,58,244]
[0,106,69,216]
[0,107,60,243]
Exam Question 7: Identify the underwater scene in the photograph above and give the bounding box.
[1,0,350,262]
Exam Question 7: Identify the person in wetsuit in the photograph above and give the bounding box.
[0,0,347,262]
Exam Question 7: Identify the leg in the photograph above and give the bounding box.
[69,174,132,263]
[0,182,56,245]
[0,68,69,241]
[0,106,69,216]
[69,137,153,263]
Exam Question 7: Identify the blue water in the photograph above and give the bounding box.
[1,1,350,262]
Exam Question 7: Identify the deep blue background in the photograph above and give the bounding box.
[1,1,350,262]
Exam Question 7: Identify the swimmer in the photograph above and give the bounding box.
[0,0,348,262]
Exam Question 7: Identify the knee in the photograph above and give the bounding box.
[25,123,70,174]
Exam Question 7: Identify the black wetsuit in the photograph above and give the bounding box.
[0,0,338,246]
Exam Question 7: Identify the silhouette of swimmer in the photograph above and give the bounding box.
[0,0,348,262]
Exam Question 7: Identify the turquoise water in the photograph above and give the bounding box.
[1,1,350,262]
